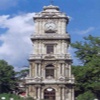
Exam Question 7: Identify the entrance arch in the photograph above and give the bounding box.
[44,88,56,100]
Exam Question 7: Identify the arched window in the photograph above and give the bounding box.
[46,65,54,78]
[44,88,56,100]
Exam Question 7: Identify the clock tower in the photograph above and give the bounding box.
[25,5,75,100]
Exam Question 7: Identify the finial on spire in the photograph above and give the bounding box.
[50,0,54,5]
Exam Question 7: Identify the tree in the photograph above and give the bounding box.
[17,69,29,80]
[0,60,17,93]
[71,35,100,66]
[77,91,96,100]
[71,35,100,99]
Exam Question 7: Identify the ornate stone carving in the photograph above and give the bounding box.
[34,76,42,82]
[59,75,65,81]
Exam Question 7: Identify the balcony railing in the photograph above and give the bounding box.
[29,54,72,60]
[25,76,75,84]
[30,34,70,40]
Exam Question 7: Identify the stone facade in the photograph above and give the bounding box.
[25,5,75,100]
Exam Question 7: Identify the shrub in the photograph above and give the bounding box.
[77,91,96,100]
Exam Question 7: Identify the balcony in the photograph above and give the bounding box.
[30,34,70,40]
[25,76,75,85]
[29,54,72,60]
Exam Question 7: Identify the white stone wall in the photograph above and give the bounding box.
[33,40,69,54]
[34,19,67,35]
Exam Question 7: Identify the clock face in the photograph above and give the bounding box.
[45,23,56,30]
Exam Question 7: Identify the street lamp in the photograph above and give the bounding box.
[94,99,98,100]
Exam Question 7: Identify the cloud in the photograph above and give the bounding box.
[0,0,17,10]
[0,12,35,68]
[73,27,95,35]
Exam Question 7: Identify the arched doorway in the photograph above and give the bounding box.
[44,88,56,100]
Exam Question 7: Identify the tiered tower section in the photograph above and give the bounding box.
[25,5,75,100]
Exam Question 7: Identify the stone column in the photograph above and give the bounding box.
[59,85,66,100]
[42,67,44,78]
[66,43,68,53]
[39,63,41,76]
[40,21,42,34]
[62,21,64,34]
[37,41,39,54]
[62,63,65,76]
[35,64,37,77]
[65,87,69,100]
[64,20,66,34]
[61,21,63,34]
[60,40,62,54]
[35,85,41,100]
[37,21,39,33]
[35,87,38,99]
[38,42,39,54]
[58,41,60,54]
[59,64,61,77]
[55,68,57,79]
[44,44,46,54]
[39,41,40,54]
[59,21,62,34]
[41,89,44,99]
[33,43,35,54]
[58,20,60,34]
[72,87,74,100]
[60,64,62,75]
[68,88,72,100]
[62,87,65,100]
[64,42,67,54]
[66,64,69,77]
[54,44,57,54]
[56,44,57,54]
[39,41,42,54]
[69,63,71,78]
[41,42,44,54]
[41,41,42,54]
[39,21,41,34]
[29,64,32,77]
[62,40,65,54]
[58,86,61,100]
[44,69,46,79]
[42,21,44,34]
[59,87,62,100]
[38,87,41,100]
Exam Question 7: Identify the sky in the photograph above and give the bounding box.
[0,0,100,70]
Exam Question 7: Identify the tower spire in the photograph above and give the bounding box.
[50,0,54,5]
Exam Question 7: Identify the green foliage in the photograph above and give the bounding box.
[16,69,29,79]
[0,93,48,100]
[0,60,18,93]
[77,91,96,100]
[25,97,35,100]
[0,93,23,100]
[71,35,100,66]
[71,35,100,99]
[0,93,40,100]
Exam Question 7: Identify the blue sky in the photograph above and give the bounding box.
[0,0,100,70]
